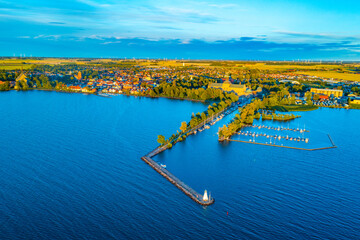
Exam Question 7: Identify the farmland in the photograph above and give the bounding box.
[292,71,360,82]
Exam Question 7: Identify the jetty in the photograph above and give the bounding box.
[141,147,214,206]
[228,134,337,151]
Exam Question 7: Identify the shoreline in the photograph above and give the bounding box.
[5,88,211,103]
[4,89,360,110]
[121,93,207,103]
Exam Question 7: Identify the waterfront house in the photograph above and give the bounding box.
[68,86,82,92]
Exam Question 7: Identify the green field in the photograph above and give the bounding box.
[0,64,33,70]
[349,104,360,109]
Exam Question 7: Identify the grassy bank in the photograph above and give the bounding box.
[349,104,360,109]
[271,105,319,112]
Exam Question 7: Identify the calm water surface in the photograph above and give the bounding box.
[0,91,359,239]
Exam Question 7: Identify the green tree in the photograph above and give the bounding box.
[149,89,156,97]
[180,121,187,132]
[21,81,29,90]
[0,82,10,91]
[201,112,207,120]
[157,135,166,145]
[305,91,312,102]
[313,94,320,101]
[35,79,41,88]
[14,81,21,90]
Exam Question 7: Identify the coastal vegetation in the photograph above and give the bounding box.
[261,112,300,121]
[349,104,360,109]
[218,99,263,140]
[156,95,239,148]
[0,81,10,91]
[157,135,166,145]
[146,80,238,102]
[259,88,319,112]
[270,105,319,112]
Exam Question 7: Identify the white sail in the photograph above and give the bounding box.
[203,190,209,201]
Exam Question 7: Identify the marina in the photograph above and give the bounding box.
[237,131,309,143]
[230,118,336,150]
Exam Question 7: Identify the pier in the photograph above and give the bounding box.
[328,134,336,147]
[228,134,337,151]
[141,148,214,206]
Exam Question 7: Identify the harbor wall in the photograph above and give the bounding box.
[141,155,214,206]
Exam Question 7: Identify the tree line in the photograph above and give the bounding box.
[157,94,239,147]
[147,81,238,102]
[218,99,263,140]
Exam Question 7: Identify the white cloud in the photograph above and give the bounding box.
[101,40,122,45]
[33,34,61,40]
[76,0,111,8]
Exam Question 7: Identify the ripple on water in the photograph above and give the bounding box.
[0,91,360,239]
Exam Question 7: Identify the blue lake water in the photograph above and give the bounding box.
[1,91,360,239]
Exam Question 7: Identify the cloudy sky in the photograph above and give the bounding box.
[1,0,360,60]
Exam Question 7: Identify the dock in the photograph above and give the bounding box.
[141,147,214,206]
[228,134,337,151]
[327,134,336,147]
[141,155,214,206]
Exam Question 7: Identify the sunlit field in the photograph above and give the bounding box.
[293,71,360,82]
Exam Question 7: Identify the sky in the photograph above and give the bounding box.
[0,0,360,60]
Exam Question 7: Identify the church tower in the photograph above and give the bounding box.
[77,71,82,80]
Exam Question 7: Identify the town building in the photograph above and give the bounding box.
[310,88,343,98]
[75,71,82,80]
[16,73,29,83]
[209,79,251,96]
[349,97,360,105]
